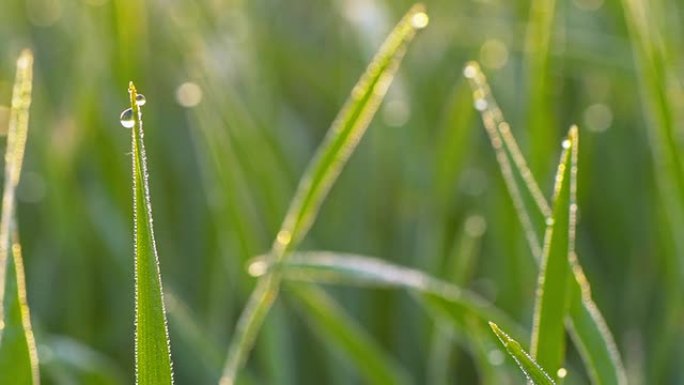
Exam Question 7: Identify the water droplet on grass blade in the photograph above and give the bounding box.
[410,12,429,29]
[136,94,147,106]
[474,98,488,111]
[120,108,134,128]
[463,62,478,78]
[557,368,568,379]
[562,139,571,149]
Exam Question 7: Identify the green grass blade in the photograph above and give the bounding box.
[489,322,556,385]
[288,285,410,385]
[248,251,527,342]
[530,127,577,379]
[0,49,39,385]
[466,64,626,384]
[524,0,557,175]
[567,272,626,385]
[464,61,551,260]
[620,0,684,378]
[128,82,174,385]
[270,3,428,258]
[219,5,428,384]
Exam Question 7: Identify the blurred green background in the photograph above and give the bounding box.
[0,0,682,383]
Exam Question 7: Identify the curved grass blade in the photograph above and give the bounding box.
[464,61,551,261]
[219,5,429,384]
[288,284,410,385]
[489,322,556,385]
[0,49,39,385]
[128,82,174,385]
[247,251,527,342]
[465,63,626,384]
[530,127,577,380]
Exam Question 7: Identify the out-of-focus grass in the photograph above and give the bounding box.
[0,0,681,384]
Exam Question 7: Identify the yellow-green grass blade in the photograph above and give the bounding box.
[270,4,428,258]
[489,322,556,385]
[128,83,174,385]
[524,0,557,175]
[219,5,428,384]
[247,251,527,343]
[464,61,551,261]
[466,63,626,384]
[0,49,39,385]
[288,284,410,385]
[530,127,577,380]
[0,229,40,385]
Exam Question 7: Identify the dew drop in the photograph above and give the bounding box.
[557,368,568,379]
[463,63,478,79]
[411,12,429,29]
[562,139,571,149]
[135,94,146,106]
[120,108,134,128]
[546,217,555,226]
[474,98,488,111]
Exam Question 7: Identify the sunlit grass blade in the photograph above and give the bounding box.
[288,284,410,385]
[464,61,551,260]
[489,322,556,385]
[530,126,577,380]
[466,63,626,384]
[567,273,626,385]
[248,251,527,342]
[0,49,39,385]
[128,82,174,385]
[219,5,428,384]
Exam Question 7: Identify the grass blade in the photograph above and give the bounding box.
[288,284,410,385]
[0,49,39,385]
[128,82,174,385]
[465,63,626,384]
[489,322,556,385]
[620,1,684,379]
[464,61,551,260]
[248,251,527,343]
[219,5,428,384]
[524,0,557,175]
[530,127,577,379]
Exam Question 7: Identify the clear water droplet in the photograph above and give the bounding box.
[135,94,146,106]
[546,217,555,226]
[474,98,488,111]
[120,108,134,128]
[562,139,571,149]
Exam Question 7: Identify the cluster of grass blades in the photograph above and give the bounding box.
[464,61,627,384]
[0,3,646,385]
[0,49,39,385]
[120,5,632,385]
